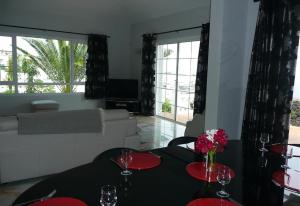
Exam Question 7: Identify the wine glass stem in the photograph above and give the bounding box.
[262,142,265,149]
[222,184,226,193]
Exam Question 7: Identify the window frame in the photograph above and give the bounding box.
[155,36,200,125]
[0,30,87,95]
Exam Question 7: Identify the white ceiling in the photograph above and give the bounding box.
[1,0,210,24]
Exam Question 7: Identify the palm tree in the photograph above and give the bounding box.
[18,38,87,93]
[18,56,55,93]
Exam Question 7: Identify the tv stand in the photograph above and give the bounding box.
[105,98,139,114]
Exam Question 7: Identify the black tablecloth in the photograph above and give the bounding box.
[12,141,300,206]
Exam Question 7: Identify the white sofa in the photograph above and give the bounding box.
[0,109,140,183]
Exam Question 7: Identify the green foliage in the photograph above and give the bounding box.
[17,38,87,93]
[162,99,172,113]
[291,100,300,126]
[163,49,173,58]
[1,57,14,94]
[3,89,14,94]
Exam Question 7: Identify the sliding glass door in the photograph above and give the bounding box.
[289,36,300,144]
[155,40,200,124]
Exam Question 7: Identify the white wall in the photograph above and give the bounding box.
[0,6,131,114]
[205,0,259,139]
[238,1,260,137]
[130,6,211,97]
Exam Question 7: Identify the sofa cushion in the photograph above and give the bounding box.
[0,116,18,131]
[18,109,102,134]
[100,109,130,121]
[31,100,59,112]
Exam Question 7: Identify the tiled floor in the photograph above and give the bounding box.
[0,116,185,206]
[137,115,186,150]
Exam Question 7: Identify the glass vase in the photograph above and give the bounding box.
[207,150,216,172]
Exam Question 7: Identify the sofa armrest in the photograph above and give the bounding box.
[99,109,130,121]
[103,118,137,136]
[102,118,138,148]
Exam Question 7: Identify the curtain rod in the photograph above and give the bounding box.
[153,25,202,36]
[0,24,110,38]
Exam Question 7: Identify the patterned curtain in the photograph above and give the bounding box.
[140,34,157,116]
[193,23,210,115]
[242,0,300,147]
[85,34,109,99]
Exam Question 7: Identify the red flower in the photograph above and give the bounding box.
[214,129,228,147]
[194,129,228,154]
[195,134,214,154]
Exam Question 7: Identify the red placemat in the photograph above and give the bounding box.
[272,170,300,193]
[271,144,300,157]
[187,198,238,206]
[186,162,235,182]
[117,152,161,170]
[30,197,87,206]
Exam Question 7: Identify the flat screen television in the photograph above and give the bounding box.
[106,79,138,99]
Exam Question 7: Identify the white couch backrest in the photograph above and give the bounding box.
[17,109,102,135]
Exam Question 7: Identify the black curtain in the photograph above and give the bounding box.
[85,34,109,99]
[242,0,300,147]
[140,34,157,116]
[193,23,210,115]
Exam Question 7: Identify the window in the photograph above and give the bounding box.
[0,35,87,94]
[155,40,200,124]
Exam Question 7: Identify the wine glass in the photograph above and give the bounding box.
[100,185,117,206]
[259,134,269,152]
[120,149,133,176]
[258,151,268,168]
[216,166,231,198]
[281,146,293,169]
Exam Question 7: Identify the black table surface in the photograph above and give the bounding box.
[13,140,300,206]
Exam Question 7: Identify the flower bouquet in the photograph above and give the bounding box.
[195,129,228,171]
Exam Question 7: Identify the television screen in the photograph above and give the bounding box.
[106,79,138,99]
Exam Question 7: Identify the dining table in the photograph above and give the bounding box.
[12,140,300,206]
